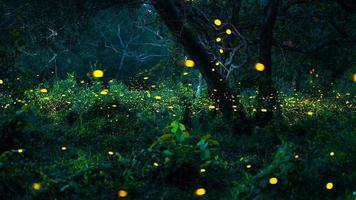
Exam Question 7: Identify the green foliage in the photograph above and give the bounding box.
[0,77,355,199]
[0,0,355,199]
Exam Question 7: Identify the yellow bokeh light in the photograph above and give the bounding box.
[326,182,333,190]
[108,151,114,155]
[143,76,149,80]
[208,105,216,110]
[183,72,189,76]
[118,190,128,198]
[92,69,104,78]
[100,89,109,95]
[200,168,206,173]
[214,19,222,26]
[246,164,252,169]
[255,63,265,72]
[269,177,278,185]
[32,182,41,190]
[153,162,159,167]
[216,37,222,43]
[40,88,48,93]
[353,73,356,82]
[219,49,224,54]
[307,111,313,116]
[17,148,24,153]
[0,79,4,84]
[154,96,162,100]
[226,29,232,35]
[261,108,268,112]
[329,151,335,156]
[61,146,67,151]
[184,59,195,68]
[195,188,206,196]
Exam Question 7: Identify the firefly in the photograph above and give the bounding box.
[255,63,265,72]
[195,188,206,196]
[92,69,104,78]
[214,19,222,26]
[269,177,278,185]
[184,59,195,68]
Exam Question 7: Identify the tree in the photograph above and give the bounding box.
[1,0,354,134]
[152,0,249,131]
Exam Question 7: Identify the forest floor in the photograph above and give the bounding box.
[0,77,355,199]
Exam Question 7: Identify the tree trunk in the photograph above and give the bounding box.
[152,0,250,132]
[255,0,279,126]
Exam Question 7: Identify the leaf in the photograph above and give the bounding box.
[179,123,186,131]
[159,134,174,142]
[170,121,179,133]
[182,131,189,139]
[163,150,173,156]
[176,132,185,142]
[197,139,208,150]
[202,134,211,141]
[201,149,211,160]
[207,139,220,146]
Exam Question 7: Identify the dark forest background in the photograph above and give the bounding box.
[0,0,355,199]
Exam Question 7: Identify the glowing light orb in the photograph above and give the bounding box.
[195,188,206,196]
[143,76,149,80]
[154,96,162,100]
[216,37,222,43]
[100,89,109,95]
[92,70,104,78]
[326,182,333,190]
[353,73,356,82]
[226,29,232,35]
[17,149,24,153]
[246,164,252,169]
[261,108,268,112]
[0,79,3,84]
[219,49,224,54]
[108,151,114,155]
[40,88,48,93]
[32,183,41,190]
[329,151,335,156]
[200,168,206,173]
[255,63,265,72]
[61,146,67,151]
[208,105,216,110]
[184,59,195,68]
[269,177,278,185]
[307,111,314,116]
[153,162,159,167]
[118,190,128,198]
[214,19,222,26]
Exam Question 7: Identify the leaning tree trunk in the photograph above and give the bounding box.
[255,0,279,126]
[152,0,250,132]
